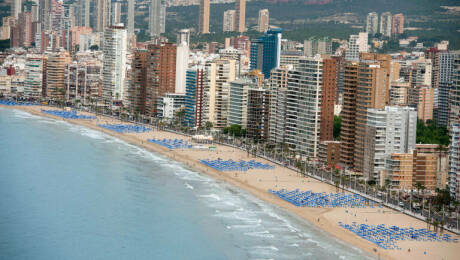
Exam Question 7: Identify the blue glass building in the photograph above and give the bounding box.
[250,28,282,79]
[184,68,205,127]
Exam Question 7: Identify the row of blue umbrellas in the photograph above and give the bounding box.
[0,100,36,106]
[199,159,275,172]
[147,139,193,149]
[41,109,96,119]
[269,189,378,208]
[339,222,458,250]
[97,124,151,133]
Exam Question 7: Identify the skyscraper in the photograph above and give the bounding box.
[45,50,71,99]
[145,43,177,117]
[149,0,163,37]
[380,12,392,37]
[437,51,459,127]
[199,0,210,34]
[77,0,90,27]
[12,0,22,19]
[340,53,391,171]
[126,49,148,114]
[207,59,236,128]
[345,32,368,61]
[392,13,404,35]
[97,0,111,32]
[112,1,122,25]
[250,28,282,79]
[175,32,189,94]
[24,54,44,99]
[184,67,207,127]
[363,106,417,183]
[102,25,128,102]
[304,37,332,57]
[268,56,336,158]
[366,12,378,35]
[258,9,269,33]
[235,0,246,33]
[39,0,51,30]
[127,0,135,36]
[223,10,236,32]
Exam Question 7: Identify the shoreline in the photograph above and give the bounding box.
[4,105,460,260]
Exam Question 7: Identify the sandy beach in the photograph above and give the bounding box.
[4,105,460,260]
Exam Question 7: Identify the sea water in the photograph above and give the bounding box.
[0,108,372,260]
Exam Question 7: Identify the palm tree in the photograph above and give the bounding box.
[426,217,431,231]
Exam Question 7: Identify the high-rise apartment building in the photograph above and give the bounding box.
[269,66,290,145]
[269,56,337,158]
[102,25,128,102]
[380,12,392,37]
[389,79,409,106]
[184,67,207,127]
[65,60,102,102]
[304,37,332,57]
[145,43,177,117]
[258,9,269,33]
[345,33,368,61]
[45,50,71,99]
[437,51,459,126]
[235,0,246,33]
[126,49,148,114]
[425,48,440,89]
[207,59,236,129]
[11,12,33,48]
[12,0,22,19]
[24,54,44,99]
[449,120,460,200]
[175,37,189,94]
[250,28,282,79]
[39,0,51,31]
[96,0,111,32]
[127,0,135,36]
[408,85,434,122]
[385,150,436,191]
[363,106,417,183]
[228,77,270,139]
[247,86,270,141]
[199,0,210,34]
[366,12,379,35]
[149,0,165,37]
[223,10,236,32]
[392,13,404,35]
[449,56,460,129]
[340,53,391,171]
[76,0,90,27]
[112,1,122,25]
[411,58,432,88]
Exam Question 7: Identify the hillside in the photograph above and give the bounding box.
[166,0,460,48]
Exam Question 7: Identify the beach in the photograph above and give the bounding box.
[4,104,460,260]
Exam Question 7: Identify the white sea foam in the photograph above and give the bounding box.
[185,183,194,190]
[244,230,274,239]
[198,194,221,201]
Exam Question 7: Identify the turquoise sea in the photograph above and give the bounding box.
[0,108,372,259]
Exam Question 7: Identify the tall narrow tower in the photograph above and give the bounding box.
[12,0,22,19]
[199,0,210,34]
[149,0,162,36]
[235,0,246,33]
[96,0,111,32]
[127,0,135,36]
